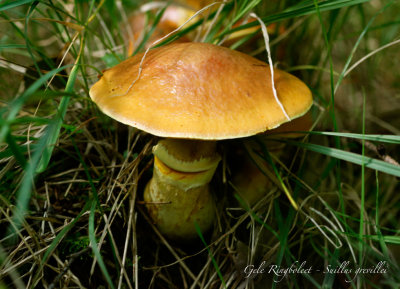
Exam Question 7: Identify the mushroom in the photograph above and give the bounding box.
[124,1,278,55]
[89,42,312,240]
[232,111,314,208]
[263,110,314,152]
[125,4,194,54]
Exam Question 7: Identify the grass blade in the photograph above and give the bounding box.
[195,222,226,288]
[5,120,60,240]
[30,202,90,288]
[89,200,116,289]
[295,131,400,144]
[286,140,400,177]
[359,91,366,268]
[4,132,27,168]
[35,55,80,173]
[0,0,34,12]
[217,0,370,40]
[0,65,71,142]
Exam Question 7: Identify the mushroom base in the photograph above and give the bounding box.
[144,156,216,241]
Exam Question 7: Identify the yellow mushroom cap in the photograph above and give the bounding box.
[266,110,313,138]
[89,42,313,140]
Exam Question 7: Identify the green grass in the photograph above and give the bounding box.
[1,0,400,288]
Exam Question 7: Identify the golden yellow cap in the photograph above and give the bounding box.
[89,42,312,140]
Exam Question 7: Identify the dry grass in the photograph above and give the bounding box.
[1,0,400,288]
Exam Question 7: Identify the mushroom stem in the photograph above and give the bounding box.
[144,139,221,240]
[233,156,273,208]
